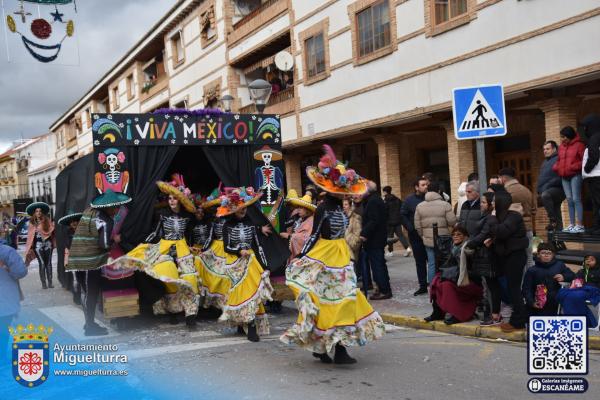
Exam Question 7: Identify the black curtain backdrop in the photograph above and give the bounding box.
[120,146,179,252]
[55,154,97,287]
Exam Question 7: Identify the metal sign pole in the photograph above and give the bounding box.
[476,139,487,195]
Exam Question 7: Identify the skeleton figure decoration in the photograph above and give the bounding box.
[95,148,129,194]
[254,146,283,205]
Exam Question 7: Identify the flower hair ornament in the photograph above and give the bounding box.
[306,144,367,195]
[156,173,196,213]
[216,186,262,217]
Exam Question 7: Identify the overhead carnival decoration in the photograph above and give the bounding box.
[3,0,78,63]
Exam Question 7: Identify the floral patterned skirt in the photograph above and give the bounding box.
[218,250,273,335]
[111,239,199,317]
[194,240,231,309]
[280,238,385,353]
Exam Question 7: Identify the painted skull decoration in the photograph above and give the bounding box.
[5,0,76,63]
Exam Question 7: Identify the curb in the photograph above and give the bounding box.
[381,313,600,350]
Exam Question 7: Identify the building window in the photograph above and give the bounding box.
[357,0,390,57]
[112,86,120,110]
[171,30,185,67]
[126,74,135,100]
[306,33,325,78]
[85,107,92,128]
[200,5,217,48]
[300,19,330,85]
[349,0,396,65]
[433,0,467,25]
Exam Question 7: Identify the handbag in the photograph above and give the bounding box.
[440,265,459,282]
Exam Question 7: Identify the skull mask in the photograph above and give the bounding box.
[261,153,272,166]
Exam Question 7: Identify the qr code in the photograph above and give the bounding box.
[528,316,587,375]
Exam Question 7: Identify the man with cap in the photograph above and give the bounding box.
[68,190,131,336]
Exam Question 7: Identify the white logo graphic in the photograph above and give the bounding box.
[459,89,504,132]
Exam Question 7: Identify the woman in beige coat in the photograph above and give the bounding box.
[414,181,457,285]
[343,198,362,262]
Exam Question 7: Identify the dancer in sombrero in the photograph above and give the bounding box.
[280,190,315,262]
[280,145,385,364]
[217,186,274,342]
[194,188,231,311]
[112,174,200,328]
[24,202,56,289]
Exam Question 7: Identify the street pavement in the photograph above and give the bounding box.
[2,252,600,399]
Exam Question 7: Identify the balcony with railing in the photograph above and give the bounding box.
[140,53,168,103]
[239,86,294,115]
[229,0,288,44]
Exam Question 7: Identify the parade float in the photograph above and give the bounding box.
[55,110,291,317]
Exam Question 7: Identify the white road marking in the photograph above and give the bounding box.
[38,305,118,341]
[126,337,250,360]
[384,323,406,332]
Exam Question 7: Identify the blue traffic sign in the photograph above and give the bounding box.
[452,84,507,140]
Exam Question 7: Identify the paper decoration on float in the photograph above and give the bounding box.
[3,0,78,64]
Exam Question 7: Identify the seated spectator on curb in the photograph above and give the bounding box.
[425,226,483,325]
[522,243,574,317]
[557,253,600,327]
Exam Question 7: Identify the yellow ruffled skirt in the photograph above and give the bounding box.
[280,238,385,353]
[218,250,273,335]
[194,240,231,309]
[112,239,199,317]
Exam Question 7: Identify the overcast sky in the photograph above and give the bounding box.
[0,0,176,153]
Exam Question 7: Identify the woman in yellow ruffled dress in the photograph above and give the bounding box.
[112,174,200,328]
[191,189,231,310]
[217,186,274,342]
[281,145,385,364]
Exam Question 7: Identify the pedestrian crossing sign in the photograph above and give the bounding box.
[452,84,507,140]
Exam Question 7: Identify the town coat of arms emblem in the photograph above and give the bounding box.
[9,324,53,388]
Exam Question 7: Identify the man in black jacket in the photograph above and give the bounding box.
[537,140,565,230]
[581,114,600,234]
[458,181,481,236]
[360,181,392,300]
[383,186,412,257]
[400,177,429,295]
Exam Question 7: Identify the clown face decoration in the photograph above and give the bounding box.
[95,148,130,194]
[4,0,77,63]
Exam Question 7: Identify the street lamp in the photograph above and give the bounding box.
[248,79,272,114]
[220,94,234,112]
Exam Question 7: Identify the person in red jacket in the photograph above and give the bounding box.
[553,126,586,233]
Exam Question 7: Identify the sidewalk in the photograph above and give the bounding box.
[370,251,600,350]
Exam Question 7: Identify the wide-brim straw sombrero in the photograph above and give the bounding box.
[285,190,316,212]
[26,202,50,216]
[156,181,196,213]
[215,189,262,217]
[58,212,83,226]
[253,145,282,161]
[91,189,132,209]
[306,166,368,195]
